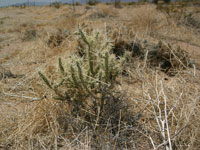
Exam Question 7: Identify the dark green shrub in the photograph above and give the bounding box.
[22,28,37,41]
[88,0,99,6]
[114,0,121,8]
[50,2,62,9]
[153,0,158,4]
[75,2,81,6]
[164,0,171,3]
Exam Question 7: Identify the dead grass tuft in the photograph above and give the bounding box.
[112,39,192,76]
[47,29,69,48]
[22,28,37,41]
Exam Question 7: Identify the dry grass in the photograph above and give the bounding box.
[0,3,200,150]
[126,5,169,34]
[124,68,200,149]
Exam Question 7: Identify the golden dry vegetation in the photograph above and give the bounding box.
[0,3,200,150]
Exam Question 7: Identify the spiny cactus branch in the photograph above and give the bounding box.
[38,71,53,89]
[77,62,97,99]
[58,57,65,76]
[104,52,109,84]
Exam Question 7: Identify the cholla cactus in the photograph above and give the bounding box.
[39,29,125,116]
